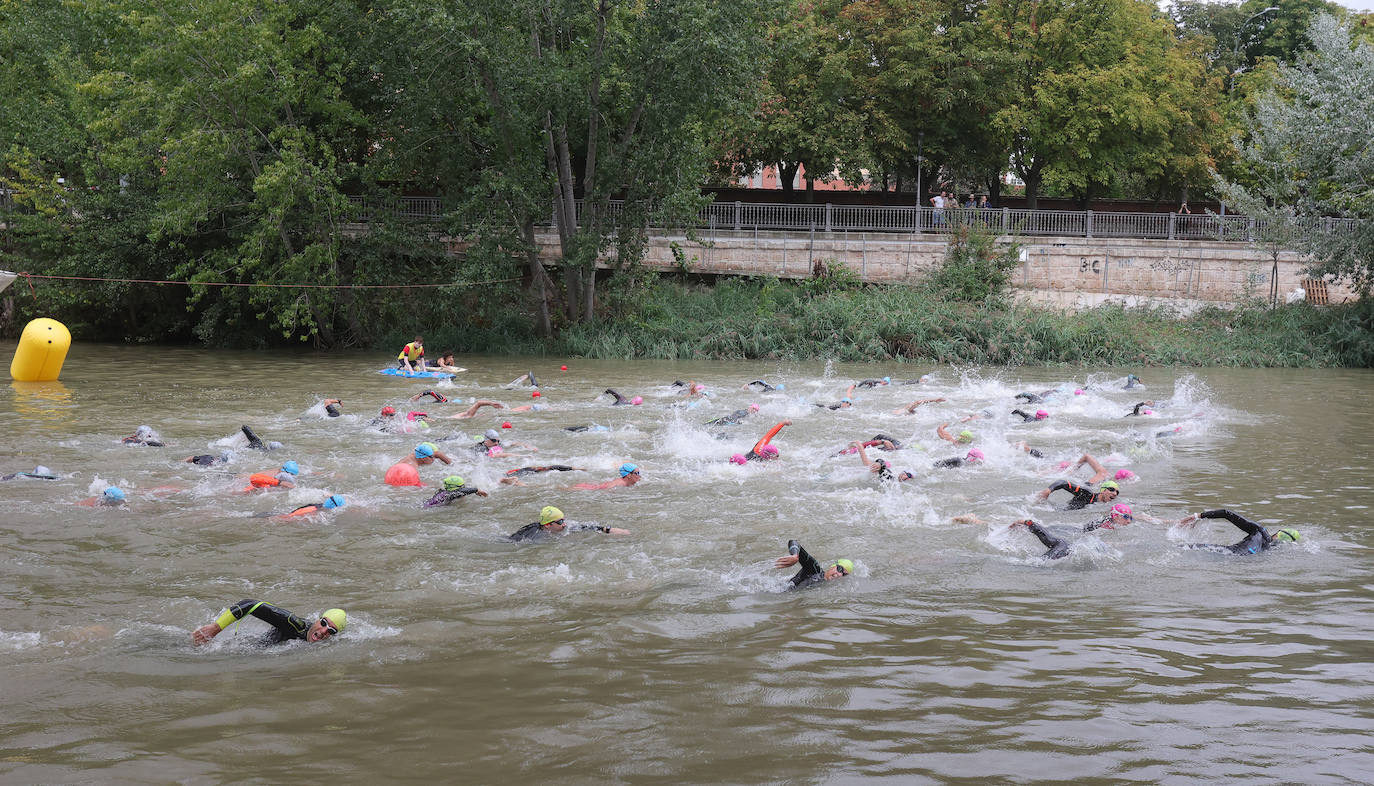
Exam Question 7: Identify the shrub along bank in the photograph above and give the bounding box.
[401,274,1374,368]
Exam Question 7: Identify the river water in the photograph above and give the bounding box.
[1,344,1371,783]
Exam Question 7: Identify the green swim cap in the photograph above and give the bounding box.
[322,608,346,632]
[1097,480,1120,492]
[833,559,854,576]
[1274,528,1301,543]
[442,475,465,491]
[540,505,565,525]
[957,430,974,443]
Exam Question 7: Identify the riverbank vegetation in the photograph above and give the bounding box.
[2,0,1372,354]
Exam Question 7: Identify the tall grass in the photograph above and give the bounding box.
[436,274,1369,367]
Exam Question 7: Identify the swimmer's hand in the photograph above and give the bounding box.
[192,623,222,645]
[607,527,630,535]
[952,515,985,525]
[774,554,800,569]
[476,490,490,497]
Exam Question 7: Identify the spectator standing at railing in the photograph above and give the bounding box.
[977,195,990,209]
[963,194,976,208]
[1178,202,1190,214]
[930,191,946,226]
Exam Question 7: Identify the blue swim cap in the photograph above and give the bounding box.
[776,383,785,391]
[103,486,126,501]
[414,443,435,459]
[281,460,300,475]
[882,376,891,384]
[619,462,639,477]
[323,494,346,510]
[841,397,853,404]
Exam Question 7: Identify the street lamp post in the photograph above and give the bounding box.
[1230,6,1278,90]
[916,131,924,231]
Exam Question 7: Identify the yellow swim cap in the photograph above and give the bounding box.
[322,608,346,632]
[540,506,565,526]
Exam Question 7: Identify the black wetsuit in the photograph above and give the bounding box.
[325,403,342,417]
[217,599,313,645]
[933,457,968,468]
[816,402,849,410]
[1014,392,1046,403]
[746,380,776,391]
[414,391,448,403]
[1022,522,1070,560]
[241,425,269,450]
[706,409,753,427]
[423,487,482,507]
[1010,409,1039,423]
[187,455,224,466]
[1124,402,1151,417]
[854,379,887,389]
[785,540,827,589]
[870,433,903,450]
[1188,509,1280,555]
[508,521,611,543]
[605,389,632,405]
[505,465,577,477]
[1045,480,1110,510]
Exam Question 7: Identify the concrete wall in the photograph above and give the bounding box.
[524,230,1353,310]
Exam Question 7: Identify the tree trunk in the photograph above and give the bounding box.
[522,220,552,337]
[777,161,798,192]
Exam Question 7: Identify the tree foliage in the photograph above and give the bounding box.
[1216,14,1374,297]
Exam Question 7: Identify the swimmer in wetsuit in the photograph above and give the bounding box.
[422,476,489,507]
[507,505,629,542]
[77,487,127,507]
[2,465,58,480]
[499,465,583,485]
[1036,479,1120,509]
[240,425,282,451]
[255,495,346,519]
[604,389,640,406]
[773,539,852,589]
[1124,400,1155,417]
[1010,409,1049,422]
[183,451,233,467]
[1172,509,1301,555]
[743,420,790,461]
[853,441,915,482]
[1124,373,1143,389]
[121,425,164,447]
[845,377,891,398]
[933,448,984,469]
[816,397,853,410]
[410,390,449,404]
[1008,520,1070,560]
[744,380,780,392]
[706,403,760,427]
[1082,503,1133,532]
[192,599,346,646]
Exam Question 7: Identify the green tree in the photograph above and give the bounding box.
[1216,14,1374,297]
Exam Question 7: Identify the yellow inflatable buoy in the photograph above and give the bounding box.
[10,318,71,382]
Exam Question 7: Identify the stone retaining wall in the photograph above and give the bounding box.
[524,230,1355,308]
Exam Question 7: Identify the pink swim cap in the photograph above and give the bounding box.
[729,453,747,465]
[1058,460,1071,469]
[1114,469,1136,481]
[693,384,705,393]
[1074,389,1084,395]
[1035,409,1049,420]
[501,421,513,429]
[759,445,779,458]
[1112,503,1133,518]
[966,448,985,462]
[631,396,643,405]
[487,445,503,456]
[749,403,760,412]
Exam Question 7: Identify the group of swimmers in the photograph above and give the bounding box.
[8,365,1304,648]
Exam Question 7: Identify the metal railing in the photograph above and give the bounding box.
[347,195,1357,243]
